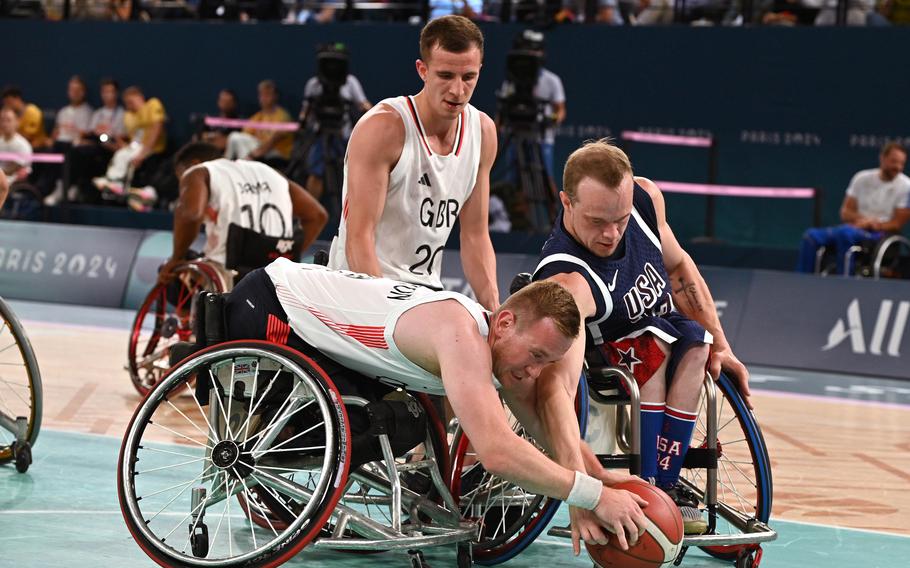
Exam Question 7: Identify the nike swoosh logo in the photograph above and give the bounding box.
[606,270,618,293]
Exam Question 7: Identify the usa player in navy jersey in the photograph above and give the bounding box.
[531,140,751,549]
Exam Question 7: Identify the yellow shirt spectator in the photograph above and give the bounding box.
[19,103,48,148]
[245,106,293,159]
[124,97,167,154]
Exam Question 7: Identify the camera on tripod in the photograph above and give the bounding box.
[310,42,351,132]
[498,30,545,133]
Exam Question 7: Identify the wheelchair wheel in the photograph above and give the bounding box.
[447,376,588,565]
[680,372,773,561]
[127,261,223,396]
[0,297,42,473]
[118,341,351,567]
[239,392,451,548]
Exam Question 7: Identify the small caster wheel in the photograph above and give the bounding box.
[735,551,755,568]
[190,522,209,558]
[12,442,32,473]
[457,542,473,567]
[408,549,430,567]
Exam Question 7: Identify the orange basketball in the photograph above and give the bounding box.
[585,480,684,568]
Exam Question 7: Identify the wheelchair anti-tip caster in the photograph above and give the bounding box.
[408,548,430,567]
[12,441,32,474]
[456,542,473,568]
[190,523,209,558]
[735,546,763,568]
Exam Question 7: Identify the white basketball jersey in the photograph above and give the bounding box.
[265,258,490,395]
[186,159,294,265]
[328,95,483,289]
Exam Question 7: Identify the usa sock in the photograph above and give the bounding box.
[656,405,698,488]
[640,402,666,481]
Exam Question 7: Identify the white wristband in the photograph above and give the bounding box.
[565,471,602,510]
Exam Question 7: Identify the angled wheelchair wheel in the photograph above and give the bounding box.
[447,376,588,565]
[127,261,224,396]
[680,372,773,561]
[0,297,42,473]
[239,392,451,550]
[118,341,351,568]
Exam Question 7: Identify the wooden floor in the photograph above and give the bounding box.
[20,316,910,539]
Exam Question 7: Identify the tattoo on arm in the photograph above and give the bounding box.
[674,277,704,313]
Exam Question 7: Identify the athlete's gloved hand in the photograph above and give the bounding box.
[157,258,182,286]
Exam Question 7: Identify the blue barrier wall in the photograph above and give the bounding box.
[5,22,910,247]
[1,220,907,380]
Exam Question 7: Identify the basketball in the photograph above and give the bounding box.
[586,480,683,568]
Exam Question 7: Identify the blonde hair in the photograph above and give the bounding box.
[419,15,484,62]
[498,280,580,340]
[562,138,632,203]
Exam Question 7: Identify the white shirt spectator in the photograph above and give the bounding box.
[55,102,93,143]
[489,194,512,232]
[0,132,33,175]
[846,168,910,222]
[89,106,127,139]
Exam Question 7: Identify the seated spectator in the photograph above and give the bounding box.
[557,0,624,23]
[69,78,126,203]
[0,108,32,182]
[810,0,876,25]
[875,0,910,24]
[628,0,674,24]
[92,85,168,204]
[40,75,94,204]
[760,0,820,25]
[1,86,48,150]
[797,142,910,275]
[197,88,241,152]
[429,0,485,20]
[225,80,294,164]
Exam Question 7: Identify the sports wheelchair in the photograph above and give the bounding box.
[126,224,306,395]
[444,275,777,568]
[815,234,910,279]
[118,292,476,568]
[0,296,42,473]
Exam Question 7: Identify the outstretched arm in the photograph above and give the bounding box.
[459,113,500,310]
[341,106,404,276]
[159,168,208,284]
[287,179,328,250]
[637,177,751,407]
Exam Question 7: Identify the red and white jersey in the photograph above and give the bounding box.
[265,258,491,395]
[185,158,293,265]
[328,95,483,289]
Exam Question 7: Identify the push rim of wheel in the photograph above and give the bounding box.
[682,373,773,560]
[0,297,42,464]
[127,263,219,396]
[118,342,349,567]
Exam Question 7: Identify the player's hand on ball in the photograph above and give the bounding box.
[592,486,648,551]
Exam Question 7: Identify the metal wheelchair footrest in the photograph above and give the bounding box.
[312,522,478,551]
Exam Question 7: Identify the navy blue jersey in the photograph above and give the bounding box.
[533,183,711,352]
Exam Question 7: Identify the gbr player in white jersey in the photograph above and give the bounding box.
[327,15,499,310]
[158,142,328,284]
[223,260,649,551]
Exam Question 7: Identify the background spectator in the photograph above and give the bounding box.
[1,86,48,149]
[797,142,910,274]
[69,78,126,203]
[197,88,241,152]
[40,75,93,203]
[225,80,294,165]
[0,108,32,181]
[92,85,167,201]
